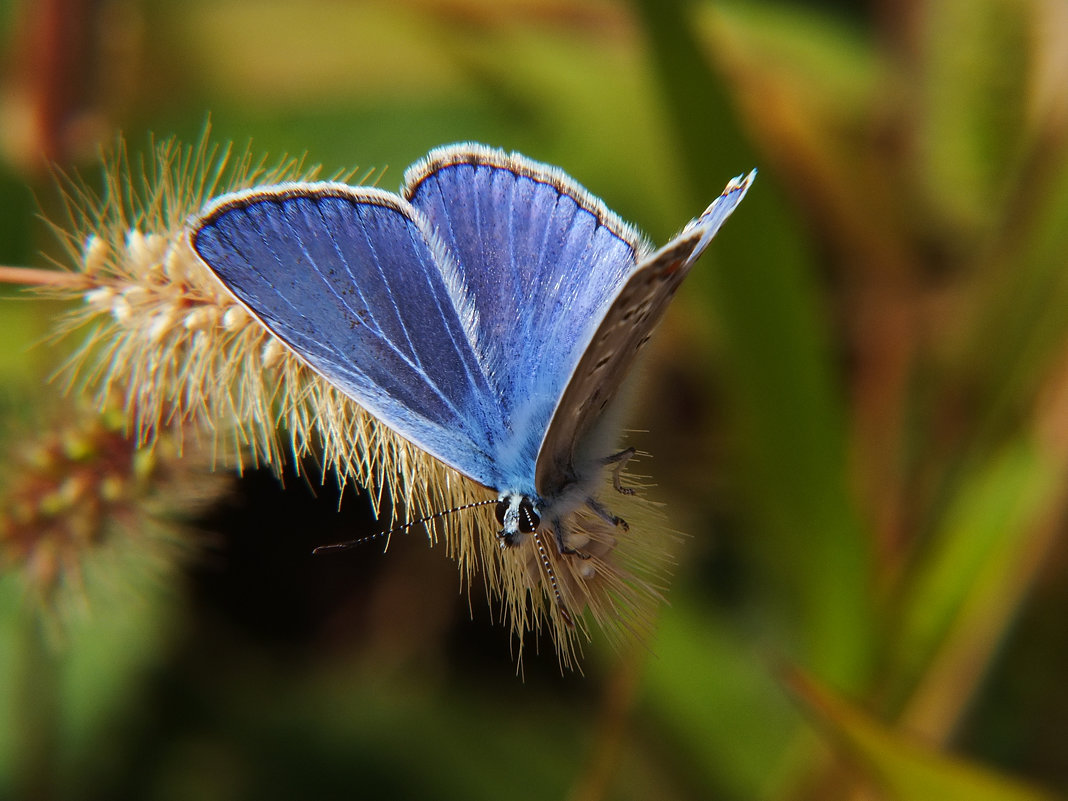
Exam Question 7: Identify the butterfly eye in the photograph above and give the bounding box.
[518,498,540,533]
[494,498,509,526]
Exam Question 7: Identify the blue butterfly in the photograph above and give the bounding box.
[190,144,752,594]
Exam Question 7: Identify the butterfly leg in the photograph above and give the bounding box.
[585,496,629,532]
[601,447,636,495]
[551,516,592,560]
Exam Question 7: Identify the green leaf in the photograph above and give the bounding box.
[956,139,1068,457]
[912,0,1034,236]
[885,437,1063,721]
[786,669,1063,801]
[642,601,804,799]
[632,0,874,690]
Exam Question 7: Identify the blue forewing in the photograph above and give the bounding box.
[191,185,506,488]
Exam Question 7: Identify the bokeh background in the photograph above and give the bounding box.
[2,0,1067,799]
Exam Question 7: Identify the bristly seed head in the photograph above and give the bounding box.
[0,402,220,637]
[33,125,675,668]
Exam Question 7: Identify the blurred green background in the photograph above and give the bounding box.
[2,0,1068,799]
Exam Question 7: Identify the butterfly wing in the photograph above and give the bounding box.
[402,144,648,491]
[534,170,756,497]
[189,183,506,488]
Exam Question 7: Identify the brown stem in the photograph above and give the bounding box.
[0,266,85,288]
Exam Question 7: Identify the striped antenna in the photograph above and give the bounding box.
[312,498,499,554]
[532,530,574,628]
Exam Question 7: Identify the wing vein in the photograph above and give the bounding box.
[252,205,471,423]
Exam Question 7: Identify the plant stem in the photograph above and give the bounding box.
[0,266,84,288]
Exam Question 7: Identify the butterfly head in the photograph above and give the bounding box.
[495,492,541,548]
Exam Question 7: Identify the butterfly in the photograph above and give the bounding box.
[188,144,753,617]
